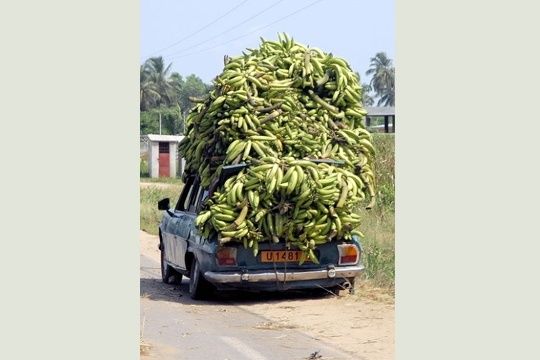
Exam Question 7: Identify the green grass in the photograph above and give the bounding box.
[140,184,183,235]
[140,156,149,177]
[357,134,395,291]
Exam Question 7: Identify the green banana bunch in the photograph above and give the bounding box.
[179,34,377,261]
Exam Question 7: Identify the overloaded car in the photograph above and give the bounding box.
[158,163,365,300]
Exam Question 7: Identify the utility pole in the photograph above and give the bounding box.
[159,112,162,134]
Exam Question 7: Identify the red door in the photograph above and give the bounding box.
[158,142,170,177]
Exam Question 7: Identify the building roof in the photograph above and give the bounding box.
[366,106,395,116]
[145,134,185,142]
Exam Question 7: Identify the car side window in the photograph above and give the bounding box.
[196,190,209,212]
[183,185,195,211]
[188,182,201,213]
[175,176,195,211]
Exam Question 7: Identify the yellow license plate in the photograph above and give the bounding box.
[260,250,304,263]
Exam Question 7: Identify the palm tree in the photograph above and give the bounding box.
[140,57,175,110]
[361,83,375,106]
[366,52,395,107]
[140,65,160,111]
[376,68,394,107]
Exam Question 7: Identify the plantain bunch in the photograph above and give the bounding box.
[179,34,376,262]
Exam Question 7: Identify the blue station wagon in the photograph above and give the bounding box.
[158,164,365,299]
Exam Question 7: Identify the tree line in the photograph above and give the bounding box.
[140,52,394,135]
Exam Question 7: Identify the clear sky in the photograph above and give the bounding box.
[141,0,394,85]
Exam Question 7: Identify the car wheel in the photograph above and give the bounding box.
[171,271,183,285]
[160,240,182,284]
[189,257,214,300]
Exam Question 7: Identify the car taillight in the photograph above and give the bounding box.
[337,244,359,265]
[216,247,237,266]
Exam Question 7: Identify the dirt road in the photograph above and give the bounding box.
[140,231,394,360]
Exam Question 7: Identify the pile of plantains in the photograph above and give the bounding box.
[179,34,376,263]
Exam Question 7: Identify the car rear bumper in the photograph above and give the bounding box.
[204,264,364,283]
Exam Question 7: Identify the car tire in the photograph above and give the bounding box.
[160,240,182,284]
[171,271,183,285]
[189,257,214,300]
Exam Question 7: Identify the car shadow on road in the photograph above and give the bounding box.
[140,276,337,306]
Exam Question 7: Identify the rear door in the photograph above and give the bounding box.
[161,177,197,270]
[184,185,209,248]
[169,177,200,270]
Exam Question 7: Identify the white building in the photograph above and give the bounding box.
[144,134,185,178]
